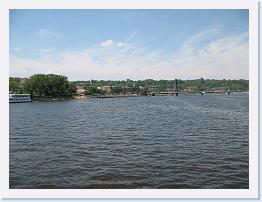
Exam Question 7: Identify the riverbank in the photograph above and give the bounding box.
[90,94,141,99]
[32,96,75,101]
[31,92,248,101]
[32,94,142,101]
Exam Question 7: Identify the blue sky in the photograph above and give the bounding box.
[9,9,249,80]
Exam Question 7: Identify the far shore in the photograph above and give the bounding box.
[32,94,141,101]
[31,91,248,102]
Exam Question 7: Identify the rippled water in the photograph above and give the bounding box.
[9,94,249,189]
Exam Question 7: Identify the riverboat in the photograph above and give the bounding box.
[9,94,32,103]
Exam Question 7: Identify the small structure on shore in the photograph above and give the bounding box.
[174,79,179,96]
[100,86,112,93]
[76,85,86,96]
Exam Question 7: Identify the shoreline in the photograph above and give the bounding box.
[32,95,142,101]
[30,92,248,102]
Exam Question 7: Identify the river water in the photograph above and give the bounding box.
[9,94,249,189]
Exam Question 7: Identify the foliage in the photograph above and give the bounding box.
[85,85,100,95]
[10,75,249,97]
[74,78,248,93]
[9,80,19,92]
[23,74,76,97]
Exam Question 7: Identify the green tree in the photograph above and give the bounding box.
[9,80,19,92]
[85,85,101,95]
[111,84,123,94]
[23,74,76,97]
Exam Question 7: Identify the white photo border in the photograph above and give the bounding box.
[0,0,259,199]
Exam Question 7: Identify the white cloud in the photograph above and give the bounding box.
[100,39,113,47]
[10,31,248,80]
[100,39,129,48]
[37,28,64,40]
[170,32,248,79]
[118,41,128,47]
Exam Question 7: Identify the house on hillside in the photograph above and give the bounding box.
[101,86,112,93]
[183,87,193,93]
[18,77,28,89]
[76,85,86,96]
[19,78,28,83]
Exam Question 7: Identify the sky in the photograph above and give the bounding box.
[9,9,249,81]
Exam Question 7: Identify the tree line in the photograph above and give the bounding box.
[10,74,249,97]
[10,74,76,97]
[72,78,249,95]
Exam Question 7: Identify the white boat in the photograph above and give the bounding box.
[9,94,32,103]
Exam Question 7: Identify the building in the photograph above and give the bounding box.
[184,87,193,93]
[18,77,28,89]
[19,78,27,83]
[76,85,86,96]
[212,87,225,93]
[101,86,112,93]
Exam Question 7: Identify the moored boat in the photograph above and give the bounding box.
[9,94,32,103]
